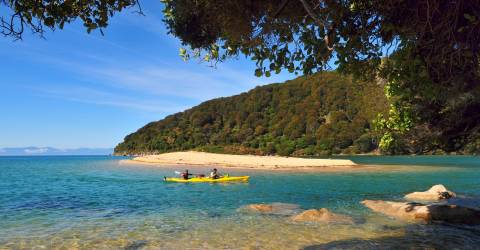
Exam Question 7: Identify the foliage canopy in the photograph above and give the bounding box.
[162,0,480,151]
[0,0,139,40]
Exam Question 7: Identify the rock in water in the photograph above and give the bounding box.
[362,200,480,225]
[362,200,429,221]
[290,208,354,224]
[240,203,301,215]
[404,184,456,201]
[245,204,273,212]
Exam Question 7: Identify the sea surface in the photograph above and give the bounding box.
[0,155,479,249]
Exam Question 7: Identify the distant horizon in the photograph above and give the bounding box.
[0,155,113,156]
[0,146,113,156]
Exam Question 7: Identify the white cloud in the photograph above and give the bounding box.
[87,66,250,100]
[27,57,293,116]
[14,26,292,103]
[6,21,294,116]
[71,53,290,98]
[29,52,284,102]
[24,147,49,154]
[34,86,189,114]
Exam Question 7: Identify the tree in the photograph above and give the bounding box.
[161,0,480,152]
[0,0,140,40]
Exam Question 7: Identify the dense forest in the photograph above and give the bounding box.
[115,72,391,156]
[115,71,480,156]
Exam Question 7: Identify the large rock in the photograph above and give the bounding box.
[362,200,480,225]
[240,203,301,215]
[404,184,456,201]
[290,208,354,224]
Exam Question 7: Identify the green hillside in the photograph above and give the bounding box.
[114,72,389,156]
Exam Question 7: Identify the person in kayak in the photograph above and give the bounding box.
[210,168,221,179]
[180,170,192,180]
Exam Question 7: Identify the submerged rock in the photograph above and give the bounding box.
[240,203,301,215]
[124,240,149,250]
[290,208,354,224]
[362,200,480,225]
[404,184,456,201]
[245,204,274,212]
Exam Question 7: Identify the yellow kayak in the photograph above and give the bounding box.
[164,176,249,183]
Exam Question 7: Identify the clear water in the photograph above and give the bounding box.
[0,156,479,249]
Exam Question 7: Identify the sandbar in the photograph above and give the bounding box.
[119,151,380,172]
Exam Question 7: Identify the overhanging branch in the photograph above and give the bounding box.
[298,0,334,51]
[272,0,290,18]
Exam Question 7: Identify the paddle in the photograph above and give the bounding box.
[174,171,204,177]
[164,171,199,181]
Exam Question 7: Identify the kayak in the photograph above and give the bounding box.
[164,176,249,183]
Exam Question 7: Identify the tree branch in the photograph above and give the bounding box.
[272,0,290,18]
[298,0,334,51]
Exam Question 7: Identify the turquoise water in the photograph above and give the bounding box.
[0,156,479,249]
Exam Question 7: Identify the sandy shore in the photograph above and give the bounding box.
[120,151,371,171]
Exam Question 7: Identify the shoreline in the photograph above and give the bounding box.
[119,151,398,172]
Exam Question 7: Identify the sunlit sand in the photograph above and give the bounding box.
[120,151,442,172]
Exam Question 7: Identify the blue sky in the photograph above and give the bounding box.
[0,2,295,149]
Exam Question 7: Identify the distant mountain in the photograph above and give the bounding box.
[115,72,389,156]
[0,147,113,156]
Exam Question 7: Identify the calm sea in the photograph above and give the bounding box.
[0,155,479,249]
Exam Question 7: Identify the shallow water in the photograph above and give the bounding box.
[0,155,479,249]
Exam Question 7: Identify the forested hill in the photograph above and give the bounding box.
[114,72,389,156]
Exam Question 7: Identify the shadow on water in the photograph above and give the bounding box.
[444,196,480,209]
[302,223,480,250]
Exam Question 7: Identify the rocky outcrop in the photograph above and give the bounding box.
[404,184,456,201]
[362,200,480,225]
[240,203,301,215]
[290,208,354,224]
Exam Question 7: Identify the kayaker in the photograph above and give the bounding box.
[180,170,192,180]
[210,168,220,179]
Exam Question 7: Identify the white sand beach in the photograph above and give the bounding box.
[121,151,370,171]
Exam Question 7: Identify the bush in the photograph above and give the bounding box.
[303,146,316,156]
[354,133,376,153]
[463,139,480,155]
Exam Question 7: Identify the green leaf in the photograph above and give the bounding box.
[44,17,55,27]
[288,64,294,73]
[179,48,187,56]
